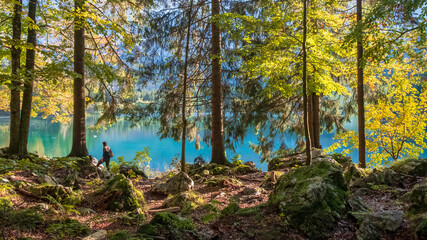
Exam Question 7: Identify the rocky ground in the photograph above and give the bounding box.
[0,150,426,240]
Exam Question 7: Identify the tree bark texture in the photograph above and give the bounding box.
[181,0,193,172]
[303,0,312,165]
[69,0,88,157]
[357,0,366,168]
[210,0,227,164]
[311,93,321,149]
[19,0,37,154]
[9,0,22,154]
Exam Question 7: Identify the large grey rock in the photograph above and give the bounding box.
[352,210,404,240]
[83,230,107,240]
[152,172,194,195]
[269,161,348,239]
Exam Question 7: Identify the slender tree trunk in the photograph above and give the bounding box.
[69,0,88,157]
[357,0,366,168]
[19,0,37,155]
[9,0,22,154]
[303,0,312,165]
[210,0,227,164]
[308,93,314,146]
[181,0,193,173]
[312,93,321,149]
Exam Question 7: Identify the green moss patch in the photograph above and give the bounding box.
[137,212,200,240]
[162,191,204,215]
[46,218,90,240]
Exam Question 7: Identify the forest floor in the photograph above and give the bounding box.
[0,154,426,240]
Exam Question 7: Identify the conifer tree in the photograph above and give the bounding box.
[210,0,227,164]
[69,0,88,157]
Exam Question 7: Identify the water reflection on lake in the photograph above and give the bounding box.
[2,116,420,171]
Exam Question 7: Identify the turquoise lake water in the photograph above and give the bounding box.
[1,116,424,171]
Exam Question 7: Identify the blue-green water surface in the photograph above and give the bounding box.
[1,116,424,171]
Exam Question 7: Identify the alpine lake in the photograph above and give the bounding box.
[1,115,424,171]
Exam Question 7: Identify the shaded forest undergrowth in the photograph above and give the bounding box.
[0,149,426,240]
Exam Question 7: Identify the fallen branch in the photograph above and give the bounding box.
[236,176,264,182]
[148,207,181,214]
[93,191,115,207]
[15,188,41,200]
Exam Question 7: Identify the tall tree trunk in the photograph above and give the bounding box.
[357,0,366,168]
[303,0,312,165]
[210,0,227,164]
[69,0,88,157]
[312,93,321,149]
[9,0,22,154]
[19,0,37,155]
[181,0,193,173]
[308,93,314,146]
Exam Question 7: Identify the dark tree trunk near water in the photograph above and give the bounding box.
[69,0,88,157]
[303,0,312,165]
[357,0,366,168]
[19,0,37,155]
[181,0,193,172]
[9,0,22,154]
[311,93,321,149]
[210,0,227,165]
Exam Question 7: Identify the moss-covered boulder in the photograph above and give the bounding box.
[330,153,368,187]
[409,213,427,239]
[344,164,368,188]
[409,179,427,213]
[391,158,427,177]
[162,191,204,214]
[268,149,328,171]
[97,174,145,211]
[407,179,427,238]
[119,164,148,179]
[24,184,82,205]
[352,168,401,188]
[204,176,242,188]
[269,161,348,239]
[137,212,200,240]
[189,163,231,176]
[152,172,194,195]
